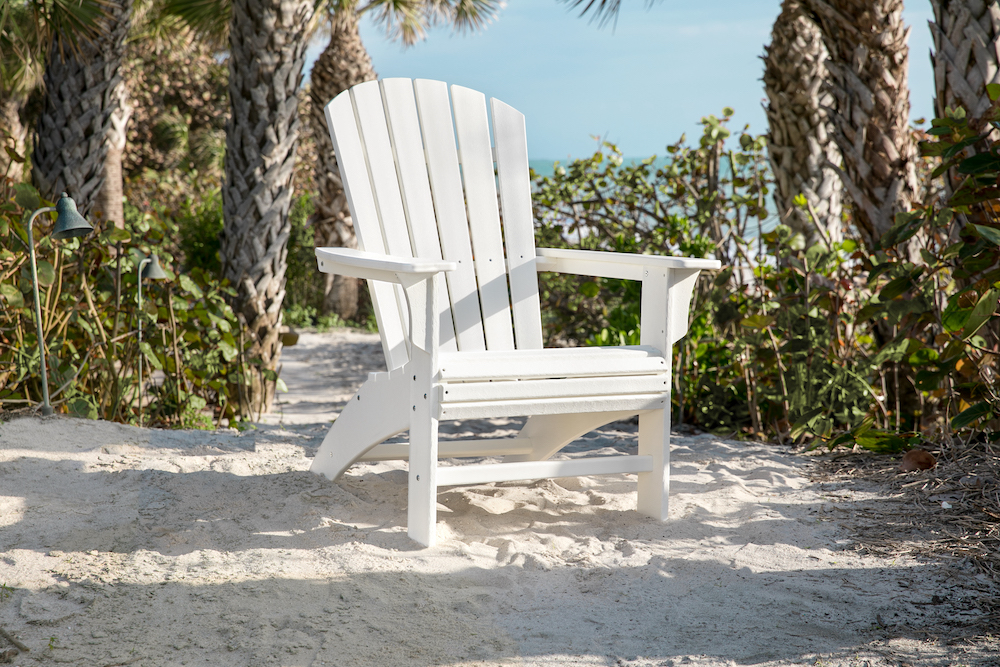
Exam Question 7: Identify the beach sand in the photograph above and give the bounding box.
[0,331,996,666]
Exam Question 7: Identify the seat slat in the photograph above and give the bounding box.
[491,98,543,350]
[438,345,666,381]
[438,393,666,420]
[450,84,516,351]
[435,455,654,487]
[324,92,408,369]
[441,374,668,403]
[413,79,486,352]
[381,78,458,352]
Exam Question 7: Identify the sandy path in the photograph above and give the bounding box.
[0,331,996,666]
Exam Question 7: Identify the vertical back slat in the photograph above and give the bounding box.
[324,91,408,370]
[491,98,543,350]
[412,79,486,351]
[351,81,413,356]
[381,78,458,353]
[450,84,515,350]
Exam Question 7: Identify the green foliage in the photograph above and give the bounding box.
[534,105,1000,448]
[0,176,258,426]
[281,194,375,330]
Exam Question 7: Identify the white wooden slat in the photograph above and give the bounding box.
[667,268,702,345]
[324,91,408,369]
[534,252,645,281]
[450,84,516,350]
[351,81,413,259]
[351,82,413,354]
[435,455,654,487]
[360,439,533,461]
[380,78,458,352]
[438,393,666,420]
[441,374,668,403]
[437,345,666,381]
[491,98,543,350]
[537,247,722,271]
[316,246,455,279]
[412,79,486,351]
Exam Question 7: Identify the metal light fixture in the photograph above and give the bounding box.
[26,193,93,416]
[137,254,168,425]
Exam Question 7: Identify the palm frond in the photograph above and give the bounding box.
[360,0,426,46]
[163,0,230,47]
[46,0,111,50]
[561,0,658,28]
[435,0,502,33]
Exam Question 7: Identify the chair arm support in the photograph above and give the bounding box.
[316,247,457,283]
[535,247,721,280]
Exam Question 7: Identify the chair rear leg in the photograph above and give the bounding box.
[636,406,670,520]
[504,410,638,462]
[310,370,408,480]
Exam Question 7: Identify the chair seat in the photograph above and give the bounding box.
[437,345,666,381]
[431,345,669,419]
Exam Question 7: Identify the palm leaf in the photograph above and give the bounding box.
[561,0,659,28]
[163,0,230,46]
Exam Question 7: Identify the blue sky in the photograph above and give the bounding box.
[305,1,936,161]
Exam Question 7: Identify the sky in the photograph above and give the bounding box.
[304,1,936,162]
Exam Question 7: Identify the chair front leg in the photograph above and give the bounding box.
[407,345,439,546]
[637,266,672,520]
[400,273,442,547]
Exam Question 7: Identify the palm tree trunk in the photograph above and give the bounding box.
[95,81,132,229]
[764,0,844,247]
[309,11,377,320]
[221,0,312,415]
[32,0,132,217]
[805,0,920,252]
[0,94,27,182]
[930,0,1000,212]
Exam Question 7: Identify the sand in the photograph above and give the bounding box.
[0,331,997,666]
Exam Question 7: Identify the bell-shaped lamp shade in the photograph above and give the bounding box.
[141,254,169,280]
[52,193,93,240]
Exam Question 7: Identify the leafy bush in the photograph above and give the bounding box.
[0,176,257,426]
[533,105,1000,449]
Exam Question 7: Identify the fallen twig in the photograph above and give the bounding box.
[0,627,29,652]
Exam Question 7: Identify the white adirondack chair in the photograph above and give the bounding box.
[311,78,721,547]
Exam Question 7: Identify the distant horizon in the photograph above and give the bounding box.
[305,1,935,162]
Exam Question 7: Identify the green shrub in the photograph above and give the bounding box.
[0,176,257,426]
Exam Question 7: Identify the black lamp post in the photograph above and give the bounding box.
[26,193,93,416]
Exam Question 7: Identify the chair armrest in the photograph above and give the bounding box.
[316,247,457,283]
[535,247,721,280]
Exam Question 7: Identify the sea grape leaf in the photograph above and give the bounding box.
[0,283,23,308]
[856,431,908,453]
[880,276,912,300]
[952,402,992,430]
[579,281,599,298]
[960,288,1000,339]
[140,342,163,370]
[942,299,971,333]
[35,260,55,286]
[13,183,40,211]
[971,223,1000,247]
[740,314,775,330]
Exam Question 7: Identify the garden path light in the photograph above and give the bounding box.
[26,193,93,416]
[137,254,168,426]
